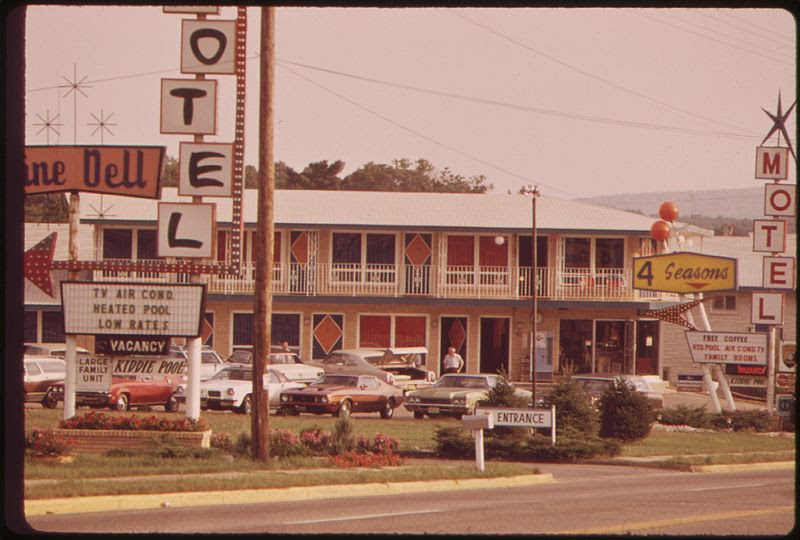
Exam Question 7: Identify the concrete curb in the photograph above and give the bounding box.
[25,473,554,517]
[689,461,795,473]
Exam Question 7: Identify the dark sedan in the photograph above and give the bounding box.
[278,374,404,419]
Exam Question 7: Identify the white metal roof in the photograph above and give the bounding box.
[698,234,797,288]
[79,188,703,234]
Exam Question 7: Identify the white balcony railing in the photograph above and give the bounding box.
[92,260,678,302]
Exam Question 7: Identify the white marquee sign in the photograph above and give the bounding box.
[685,331,768,365]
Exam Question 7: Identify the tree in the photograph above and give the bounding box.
[25,193,69,223]
[161,155,179,187]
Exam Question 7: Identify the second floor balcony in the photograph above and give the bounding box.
[94,260,676,302]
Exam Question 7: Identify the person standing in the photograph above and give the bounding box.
[442,347,464,374]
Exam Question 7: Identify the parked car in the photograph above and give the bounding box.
[170,345,227,381]
[279,373,404,419]
[321,347,436,392]
[188,366,306,414]
[45,375,180,412]
[569,374,665,409]
[24,343,90,357]
[24,355,66,408]
[226,346,323,384]
[405,373,532,419]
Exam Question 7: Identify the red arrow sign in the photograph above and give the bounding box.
[25,232,240,298]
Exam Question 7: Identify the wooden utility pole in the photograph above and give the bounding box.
[252,6,275,461]
[530,185,540,408]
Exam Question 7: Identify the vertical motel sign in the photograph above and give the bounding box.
[159,15,238,259]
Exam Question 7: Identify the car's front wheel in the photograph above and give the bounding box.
[42,391,59,409]
[413,411,425,419]
[335,399,352,419]
[164,395,179,412]
[240,395,253,415]
[379,398,395,419]
[114,393,130,412]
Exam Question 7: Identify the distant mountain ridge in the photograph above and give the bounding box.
[575,186,764,220]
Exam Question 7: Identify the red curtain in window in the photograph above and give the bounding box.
[447,236,474,266]
[359,316,391,348]
[479,236,508,267]
[242,231,281,262]
[216,230,227,262]
[394,316,426,347]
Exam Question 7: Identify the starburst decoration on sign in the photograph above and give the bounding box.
[58,63,91,144]
[87,109,116,144]
[761,91,797,163]
[32,109,62,144]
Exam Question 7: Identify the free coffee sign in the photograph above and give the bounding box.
[25,146,165,198]
[685,331,768,365]
[61,282,206,337]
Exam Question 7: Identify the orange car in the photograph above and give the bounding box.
[46,375,181,412]
[278,374,404,419]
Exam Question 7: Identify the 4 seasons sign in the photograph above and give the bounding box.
[685,331,768,365]
[632,252,737,294]
[61,282,206,337]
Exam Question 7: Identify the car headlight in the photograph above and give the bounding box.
[387,373,395,385]
[453,398,466,405]
[318,396,328,404]
[280,394,289,402]
[176,386,184,395]
[407,396,419,403]
[226,388,236,396]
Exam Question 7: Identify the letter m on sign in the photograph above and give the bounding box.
[756,147,789,180]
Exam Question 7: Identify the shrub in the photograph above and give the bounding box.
[484,367,531,409]
[299,426,332,453]
[525,434,622,461]
[433,426,473,458]
[25,428,73,458]
[330,418,356,455]
[143,434,215,459]
[545,380,599,436]
[328,451,405,468]
[270,429,311,458]
[658,405,714,428]
[233,432,252,457]
[725,410,772,432]
[211,432,234,451]
[598,378,656,441]
[59,412,208,432]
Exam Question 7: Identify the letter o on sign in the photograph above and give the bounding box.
[765,184,796,217]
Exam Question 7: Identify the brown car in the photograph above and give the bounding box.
[46,375,181,412]
[278,374,404,419]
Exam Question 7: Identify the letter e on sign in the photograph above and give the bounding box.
[751,292,783,325]
[765,184,796,217]
[755,147,789,180]
[178,142,234,197]
[157,202,216,258]
[181,20,237,75]
[762,257,795,289]
[753,219,786,252]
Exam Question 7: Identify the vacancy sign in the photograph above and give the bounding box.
[764,184,796,217]
[751,292,784,325]
[61,281,206,337]
[753,220,787,252]
[178,142,233,197]
[755,147,789,180]
[157,202,215,258]
[762,256,795,289]
[685,331,768,365]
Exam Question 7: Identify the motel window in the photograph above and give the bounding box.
[358,315,427,349]
[41,311,65,343]
[136,229,160,260]
[232,313,253,349]
[711,295,737,312]
[564,238,591,268]
[332,233,361,265]
[24,311,38,343]
[595,238,624,269]
[233,312,299,349]
[103,229,132,260]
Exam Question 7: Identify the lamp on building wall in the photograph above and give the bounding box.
[494,235,505,246]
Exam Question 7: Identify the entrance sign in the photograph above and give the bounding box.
[181,20,237,74]
[24,146,165,198]
[476,407,554,428]
[76,354,112,392]
[160,79,217,135]
[685,331,768,365]
[61,281,206,337]
[762,256,795,289]
[752,219,786,252]
[157,202,216,258]
[764,184,796,217]
[95,335,171,356]
[751,292,784,325]
[178,142,234,197]
[755,146,789,180]
[633,252,737,293]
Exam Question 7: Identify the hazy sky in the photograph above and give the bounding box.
[24,6,797,199]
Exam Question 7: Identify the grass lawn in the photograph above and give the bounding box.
[621,430,795,457]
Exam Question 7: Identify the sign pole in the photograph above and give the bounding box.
[767,326,777,414]
[474,428,485,472]
[684,306,722,413]
[551,405,556,447]
[694,293,736,412]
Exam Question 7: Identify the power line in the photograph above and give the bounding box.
[447,9,758,136]
[695,10,795,49]
[279,60,762,142]
[716,9,795,44]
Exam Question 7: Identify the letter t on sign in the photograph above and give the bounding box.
[157,202,216,258]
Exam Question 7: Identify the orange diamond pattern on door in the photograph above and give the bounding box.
[405,233,432,295]
[440,317,467,374]
[312,314,343,360]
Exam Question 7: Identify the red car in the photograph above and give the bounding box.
[46,375,181,412]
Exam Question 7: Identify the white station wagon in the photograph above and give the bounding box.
[198,366,305,414]
[226,348,323,385]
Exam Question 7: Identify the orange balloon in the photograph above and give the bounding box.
[650,220,670,241]
[659,201,679,222]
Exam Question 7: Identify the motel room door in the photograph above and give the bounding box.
[479,317,510,375]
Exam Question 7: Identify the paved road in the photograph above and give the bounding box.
[26,465,794,535]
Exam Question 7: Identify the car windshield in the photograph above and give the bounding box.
[434,375,492,389]
[323,353,360,366]
[210,368,252,381]
[311,375,359,387]
[201,351,221,364]
[227,350,252,363]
